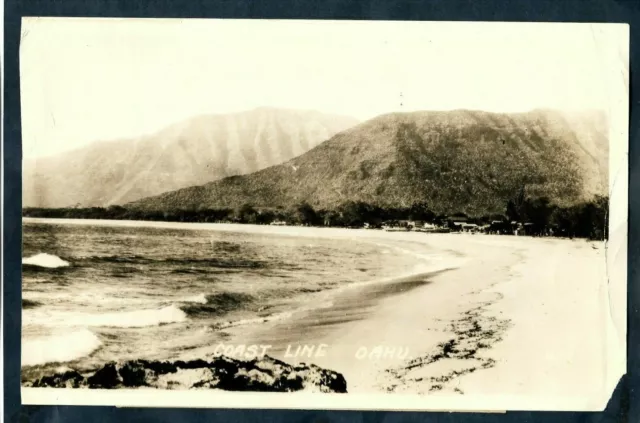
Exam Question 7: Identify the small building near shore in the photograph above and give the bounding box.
[461,223,479,232]
[450,221,467,230]
[448,215,469,224]
[393,220,417,228]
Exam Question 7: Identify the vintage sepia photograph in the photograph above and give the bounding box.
[19,18,628,411]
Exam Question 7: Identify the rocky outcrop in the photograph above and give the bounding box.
[24,355,347,393]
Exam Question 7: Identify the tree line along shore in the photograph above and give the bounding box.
[23,194,608,241]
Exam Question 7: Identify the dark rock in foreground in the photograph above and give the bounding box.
[23,355,348,393]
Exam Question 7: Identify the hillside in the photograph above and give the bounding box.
[22,108,358,207]
[129,109,608,217]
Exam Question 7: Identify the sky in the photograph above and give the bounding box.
[20,18,628,159]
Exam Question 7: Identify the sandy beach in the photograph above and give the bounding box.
[21,218,624,410]
[212,227,617,407]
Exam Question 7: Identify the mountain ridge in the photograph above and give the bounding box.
[23,108,359,208]
[128,109,608,216]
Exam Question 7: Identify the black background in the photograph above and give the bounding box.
[4,0,638,422]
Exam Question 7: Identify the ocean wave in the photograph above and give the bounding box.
[209,297,336,332]
[164,257,270,269]
[93,305,188,327]
[22,299,42,309]
[24,305,188,328]
[22,329,102,367]
[83,254,277,270]
[182,293,207,304]
[180,292,254,318]
[171,268,210,275]
[203,263,457,332]
[213,310,294,331]
[80,254,152,264]
[22,253,69,269]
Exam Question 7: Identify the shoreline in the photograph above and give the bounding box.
[21,218,621,409]
[22,216,599,243]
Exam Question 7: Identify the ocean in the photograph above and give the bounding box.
[21,219,457,382]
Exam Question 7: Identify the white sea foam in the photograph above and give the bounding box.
[84,305,188,327]
[365,240,468,275]
[22,253,70,268]
[24,305,188,328]
[22,329,102,366]
[182,293,207,304]
[217,310,296,330]
[214,297,336,332]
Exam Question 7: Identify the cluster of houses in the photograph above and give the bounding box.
[266,214,546,237]
[373,216,544,236]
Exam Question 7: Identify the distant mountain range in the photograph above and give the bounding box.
[23,108,359,207]
[129,109,608,217]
